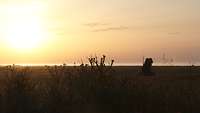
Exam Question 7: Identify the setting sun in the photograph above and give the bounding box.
[2,1,47,50]
[5,18,45,50]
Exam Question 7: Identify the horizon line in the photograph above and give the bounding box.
[0,63,199,66]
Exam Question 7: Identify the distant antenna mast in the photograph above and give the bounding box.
[143,56,145,64]
[162,53,167,64]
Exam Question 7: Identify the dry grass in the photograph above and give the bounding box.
[0,63,199,113]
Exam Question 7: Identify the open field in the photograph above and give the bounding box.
[1,65,200,76]
[0,65,200,113]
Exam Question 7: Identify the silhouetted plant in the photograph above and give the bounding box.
[43,64,80,113]
[2,65,36,113]
[142,58,155,75]
[87,55,114,75]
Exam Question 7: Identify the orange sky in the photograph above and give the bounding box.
[0,0,200,65]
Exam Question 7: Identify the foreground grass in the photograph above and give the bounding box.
[0,65,200,113]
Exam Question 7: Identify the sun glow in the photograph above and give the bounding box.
[5,18,45,50]
[2,1,47,51]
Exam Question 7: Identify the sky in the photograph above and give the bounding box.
[0,0,200,65]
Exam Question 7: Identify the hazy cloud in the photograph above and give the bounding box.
[83,21,129,32]
[168,32,181,35]
[83,22,110,27]
[93,26,129,32]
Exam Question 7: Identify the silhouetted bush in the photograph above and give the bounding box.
[86,55,114,75]
[2,65,36,113]
[142,58,155,75]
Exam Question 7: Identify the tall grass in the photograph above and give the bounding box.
[0,61,200,113]
[1,65,36,113]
